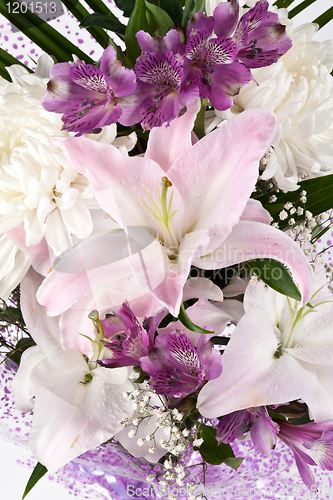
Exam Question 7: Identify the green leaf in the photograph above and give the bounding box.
[8,338,36,366]
[125,0,150,64]
[255,175,333,231]
[22,462,47,499]
[59,0,109,48]
[181,0,205,28]
[80,13,127,37]
[145,1,174,36]
[0,0,93,63]
[224,457,244,471]
[288,0,316,19]
[313,7,333,29]
[198,424,235,465]
[114,0,135,17]
[125,0,173,64]
[193,98,207,139]
[148,0,183,24]
[178,303,213,334]
[117,0,183,22]
[246,259,301,301]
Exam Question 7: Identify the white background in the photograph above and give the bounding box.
[0,0,333,499]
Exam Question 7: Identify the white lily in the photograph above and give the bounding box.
[198,265,333,422]
[12,268,134,473]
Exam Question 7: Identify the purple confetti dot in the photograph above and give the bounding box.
[16,55,23,59]
[327,240,332,246]
[12,44,18,49]
[78,39,83,44]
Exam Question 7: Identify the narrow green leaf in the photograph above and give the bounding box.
[273,0,296,9]
[125,0,150,64]
[193,98,208,139]
[0,0,93,63]
[246,259,301,301]
[80,13,127,36]
[178,303,213,334]
[22,462,47,499]
[311,220,333,243]
[0,64,11,81]
[313,7,333,29]
[255,175,333,231]
[59,0,109,48]
[288,0,316,19]
[84,0,119,18]
[145,1,174,36]
[198,425,235,465]
[0,46,32,73]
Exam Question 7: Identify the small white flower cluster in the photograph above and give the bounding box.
[324,262,333,293]
[122,399,206,497]
[120,383,157,449]
[270,190,310,231]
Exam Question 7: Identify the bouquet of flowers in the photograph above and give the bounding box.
[1,0,333,498]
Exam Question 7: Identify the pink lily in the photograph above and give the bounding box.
[37,103,312,318]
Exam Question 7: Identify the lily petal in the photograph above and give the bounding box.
[197,310,317,418]
[196,220,313,304]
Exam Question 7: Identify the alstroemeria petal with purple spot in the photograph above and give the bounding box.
[234,0,292,68]
[61,101,122,135]
[41,63,98,112]
[135,51,198,129]
[206,37,238,64]
[42,50,136,135]
[70,62,106,93]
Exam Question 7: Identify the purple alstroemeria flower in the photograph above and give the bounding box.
[278,420,333,488]
[99,302,164,368]
[216,406,279,457]
[141,330,222,399]
[182,0,292,110]
[42,46,137,136]
[182,11,251,111]
[131,29,199,130]
[230,0,292,68]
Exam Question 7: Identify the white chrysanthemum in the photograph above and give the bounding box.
[0,235,30,300]
[0,55,136,254]
[0,55,136,299]
[205,13,333,191]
